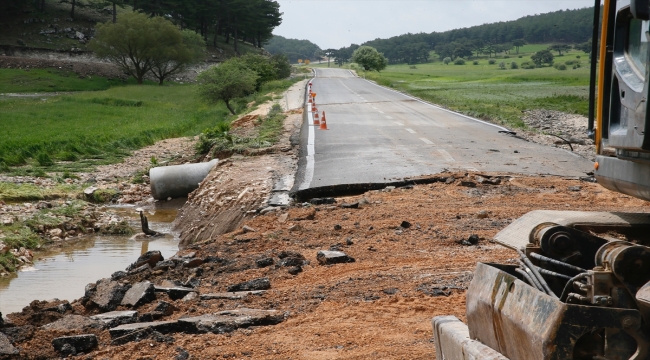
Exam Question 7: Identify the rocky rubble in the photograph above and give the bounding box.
[519,109,596,161]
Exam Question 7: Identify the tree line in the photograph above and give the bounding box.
[331,6,596,65]
[4,0,282,55]
[264,35,322,63]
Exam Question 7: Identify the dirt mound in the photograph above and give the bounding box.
[231,114,259,130]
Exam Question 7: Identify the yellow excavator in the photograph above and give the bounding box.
[434,0,650,359]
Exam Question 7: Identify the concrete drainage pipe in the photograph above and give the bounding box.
[149,159,218,200]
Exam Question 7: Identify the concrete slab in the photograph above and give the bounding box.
[432,315,509,360]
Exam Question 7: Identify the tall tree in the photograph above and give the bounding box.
[512,39,526,54]
[90,12,190,84]
[150,29,206,85]
[351,46,387,72]
[197,60,258,115]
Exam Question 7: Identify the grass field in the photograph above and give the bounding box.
[341,47,591,129]
[0,69,301,175]
[0,68,144,93]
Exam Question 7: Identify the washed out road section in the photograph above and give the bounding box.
[297,68,592,189]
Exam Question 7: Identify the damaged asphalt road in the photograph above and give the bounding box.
[293,68,592,191]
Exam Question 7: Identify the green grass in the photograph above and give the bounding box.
[0,83,232,173]
[0,68,139,93]
[0,182,80,201]
[358,48,591,129]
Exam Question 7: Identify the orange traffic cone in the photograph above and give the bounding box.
[313,111,320,125]
[319,111,328,130]
[308,97,312,104]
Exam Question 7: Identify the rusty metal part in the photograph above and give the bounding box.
[467,262,648,360]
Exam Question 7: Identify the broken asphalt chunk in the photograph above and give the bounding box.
[42,315,104,331]
[227,277,271,292]
[52,334,98,356]
[256,257,274,268]
[90,311,138,327]
[154,285,197,300]
[200,290,266,300]
[0,332,18,356]
[121,281,156,308]
[341,202,359,209]
[310,197,336,205]
[85,278,131,311]
[178,308,285,334]
[109,320,181,342]
[127,250,164,271]
[316,250,355,265]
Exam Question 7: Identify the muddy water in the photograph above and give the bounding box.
[0,206,180,316]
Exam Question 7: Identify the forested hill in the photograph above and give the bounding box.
[264,35,322,63]
[0,0,281,54]
[338,6,595,65]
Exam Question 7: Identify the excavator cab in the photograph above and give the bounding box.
[434,1,650,359]
[596,0,650,201]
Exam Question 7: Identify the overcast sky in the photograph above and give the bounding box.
[273,0,598,49]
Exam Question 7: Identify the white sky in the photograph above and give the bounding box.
[273,0,598,49]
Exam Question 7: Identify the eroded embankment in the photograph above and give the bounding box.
[173,111,302,249]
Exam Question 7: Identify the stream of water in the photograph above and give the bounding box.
[0,206,180,316]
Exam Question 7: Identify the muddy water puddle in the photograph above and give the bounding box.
[0,205,181,315]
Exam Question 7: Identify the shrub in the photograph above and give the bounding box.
[443,57,452,65]
[521,61,536,69]
[36,153,54,167]
[454,58,466,65]
[409,65,417,69]
[510,62,519,69]
[58,151,78,162]
[488,59,496,65]
[518,55,523,58]
[498,61,506,69]
[554,63,567,70]
[473,60,479,65]
[504,55,510,59]
[91,188,120,203]
[576,55,581,59]
[565,60,580,66]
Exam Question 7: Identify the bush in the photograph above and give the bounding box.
[576,55,581,59]
[443,57,452,65]
[409,65,417,69]
[521,61,536,69]
[488,59,496,65]
[565,60,580,66]
[510,62,519,69]
[554,63,567,70]
[498,61,506,69]
[504,56,510,59]
[454,58,466,65]
[518,55,523,58]
[473,60,479,65]
[36,152,54,167]
[572,64,581,69]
